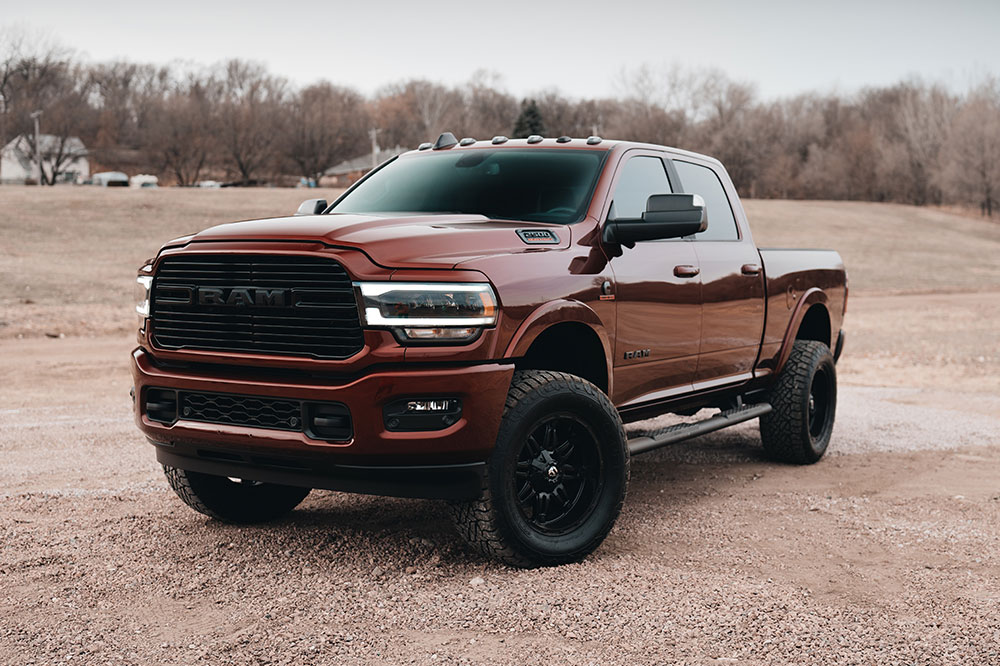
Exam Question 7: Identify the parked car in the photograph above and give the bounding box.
[92,171,129,187]
[131,134,847,567]
[130,174,159,188]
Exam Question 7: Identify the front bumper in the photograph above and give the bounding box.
[131,348,514,498]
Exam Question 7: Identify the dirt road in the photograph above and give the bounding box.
[2,330,998,665]
[2,194,999,664]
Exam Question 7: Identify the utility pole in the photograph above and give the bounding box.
[30,109,43,186]
[369,128,379,171]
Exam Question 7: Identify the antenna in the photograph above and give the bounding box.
[433,132,459,150]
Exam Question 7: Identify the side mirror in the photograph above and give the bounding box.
[603,194,707,246]
[295,198,328,216]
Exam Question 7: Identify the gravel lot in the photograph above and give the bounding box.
[2,193,999,664]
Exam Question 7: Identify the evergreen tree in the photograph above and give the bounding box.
[512,99,546,137]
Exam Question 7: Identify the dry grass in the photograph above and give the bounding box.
[744,199,1000,294]
[2,189,1000,342]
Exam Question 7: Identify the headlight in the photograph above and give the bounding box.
[135,268,153,326]
[355,282,498,342]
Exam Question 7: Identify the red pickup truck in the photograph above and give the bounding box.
[132,134,846,567]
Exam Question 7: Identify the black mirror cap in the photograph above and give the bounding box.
[295,198,328,216]
[643,193,707,231]
[603,194,707,246]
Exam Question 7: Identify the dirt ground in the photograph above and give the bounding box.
[1,190,999,665]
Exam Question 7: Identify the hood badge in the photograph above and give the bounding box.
[516,229,559,245]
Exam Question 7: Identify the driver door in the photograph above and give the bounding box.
[606,152,703,407]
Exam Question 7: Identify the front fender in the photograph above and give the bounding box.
[502,299,614,395]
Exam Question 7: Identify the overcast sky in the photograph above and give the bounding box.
[4,0,998,100]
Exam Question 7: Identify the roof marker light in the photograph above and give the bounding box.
[526,135,543,144]
[459,137,476,146]
[491,136,508,144]
[418,142,432,150]
[586,135,603,145]
[556,136,571,143]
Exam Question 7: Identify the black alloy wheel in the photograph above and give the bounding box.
[513,413,604,535]
[449,370,629,568]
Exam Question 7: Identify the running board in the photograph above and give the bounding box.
[627,403,772,456]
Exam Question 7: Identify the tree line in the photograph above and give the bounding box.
[1,31,998,214]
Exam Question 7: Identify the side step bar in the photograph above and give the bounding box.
[627,403,772,456]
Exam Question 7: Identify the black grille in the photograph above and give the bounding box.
[150,254,364,359]
[161,388,353,441]
[181,392,302,431]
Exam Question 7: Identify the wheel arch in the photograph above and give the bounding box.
[503,300,612,395]
[773,288,832,376]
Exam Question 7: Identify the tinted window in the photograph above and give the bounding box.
[330,149,607,224]
[609,156,672,219]
[673,160,738,240]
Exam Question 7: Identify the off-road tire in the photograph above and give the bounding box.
[760,340,837,464]
[449,370,629,568]
[163,466,311,523]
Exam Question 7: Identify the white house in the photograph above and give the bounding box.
[0,134,89,185]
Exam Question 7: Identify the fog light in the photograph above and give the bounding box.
[407,399,455,412]
[384,398,462,431]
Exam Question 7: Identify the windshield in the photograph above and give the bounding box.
[330,149,607,224]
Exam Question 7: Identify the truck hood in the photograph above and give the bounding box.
[184,213,571,268]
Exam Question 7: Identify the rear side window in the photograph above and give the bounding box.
[673,160,738,240]
[609,156,672,220]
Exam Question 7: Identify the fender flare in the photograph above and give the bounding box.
[502,299,614,394]
[772,288,831,376]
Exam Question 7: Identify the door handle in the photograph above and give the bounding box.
[674,265,700,278]
[741,263,762,276]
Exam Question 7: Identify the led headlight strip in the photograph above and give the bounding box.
[354,282,498,327]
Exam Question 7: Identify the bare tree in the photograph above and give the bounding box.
[145,73,221,186]
[283,82,369,183]
[0,26,26,176]
[88,61,169,153]
[374,79,462,148]
[459,70,517,139]
[939,83,1000,216]
[12,57,95,184]
[0,27,75,183]
[217,60,286,184]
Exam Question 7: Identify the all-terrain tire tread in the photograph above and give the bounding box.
[759,340,834,464]
[449,370,629,567]
[163,465,227,520]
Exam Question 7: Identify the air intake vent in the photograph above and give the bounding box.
[150,254,364,359]
[147,386,353,442]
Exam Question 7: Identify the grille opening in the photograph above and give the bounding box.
[150,254,365,359]
[145,387,353,442]
[181,392,301,431]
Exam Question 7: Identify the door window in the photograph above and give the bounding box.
[609,156,672,220]
[673,160,739,240]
